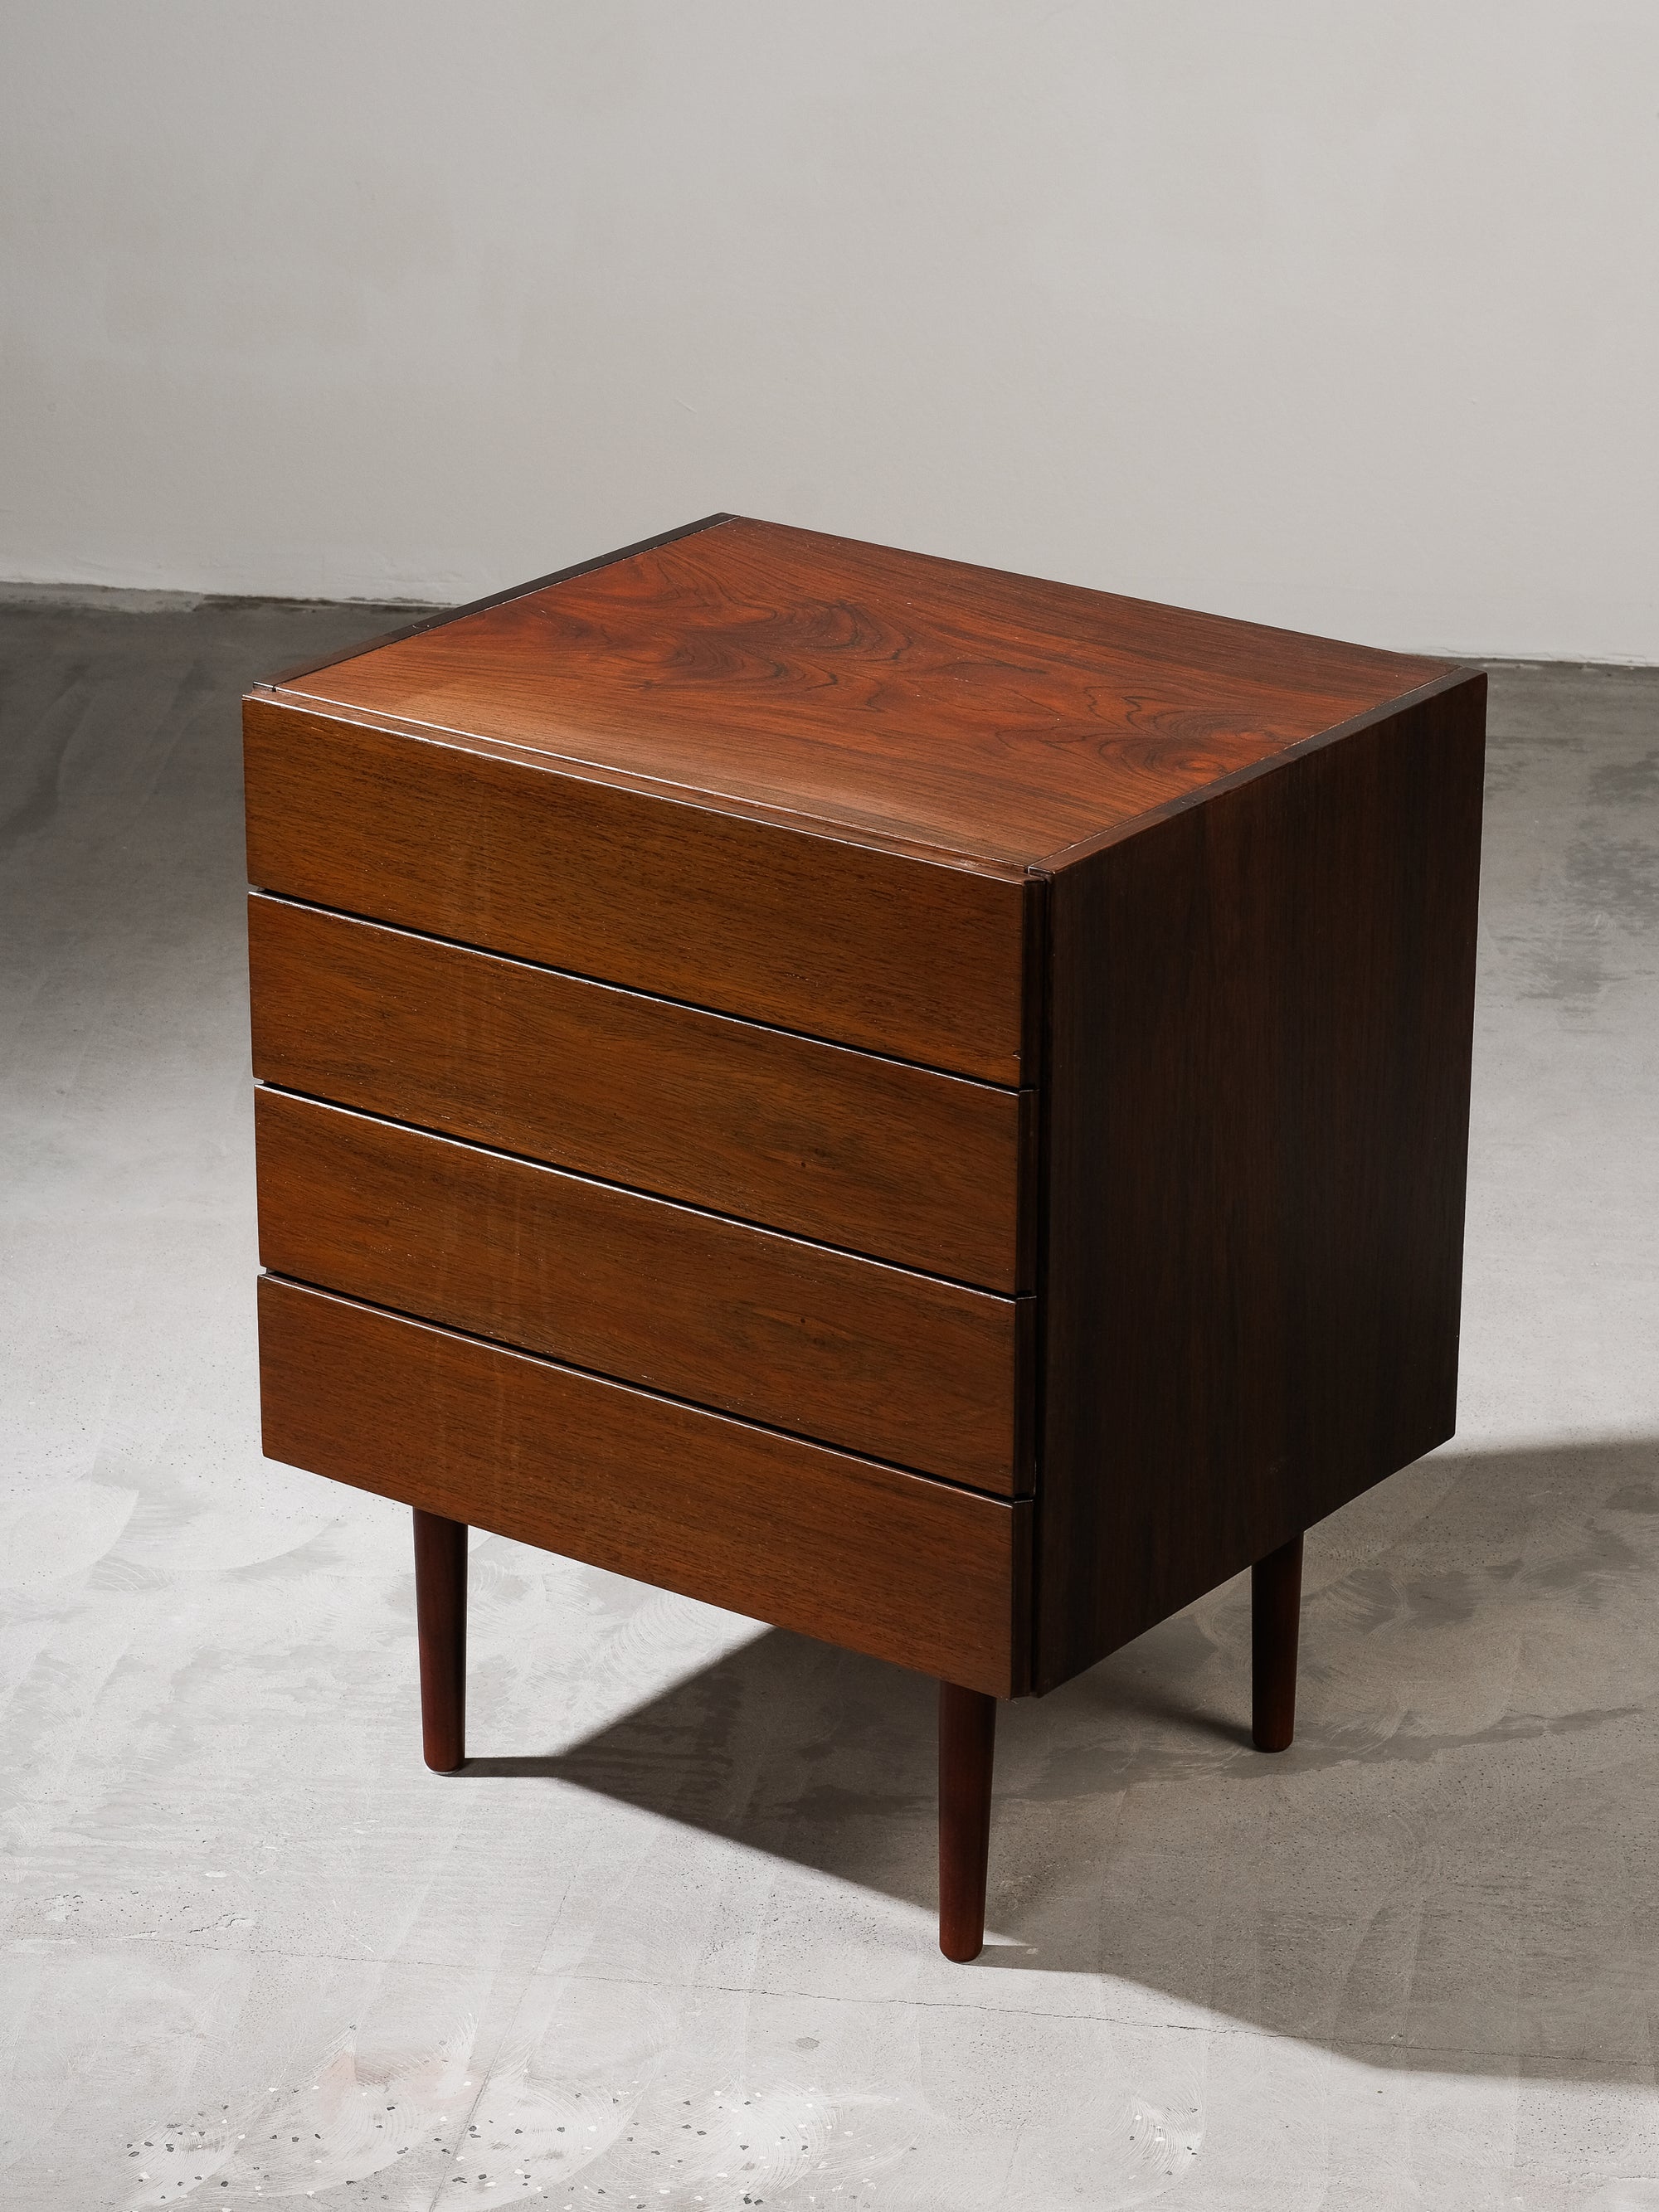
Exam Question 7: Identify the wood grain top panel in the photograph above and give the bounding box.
[268,516,1459,867]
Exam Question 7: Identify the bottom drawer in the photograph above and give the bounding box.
[258,1276,1030,1696]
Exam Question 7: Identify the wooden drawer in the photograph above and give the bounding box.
[248,894,1032,1292]
[258,1276,1030,1697]
[255,1088,1033,1492]
[244,695,1039,1087]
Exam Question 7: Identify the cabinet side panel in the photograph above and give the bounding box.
[1037,678,1486,1692]
[244,695,1029,1085]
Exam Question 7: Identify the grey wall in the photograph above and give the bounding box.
[4,1,1657,658]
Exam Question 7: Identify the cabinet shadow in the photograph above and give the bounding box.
[465,1436,1659,2081]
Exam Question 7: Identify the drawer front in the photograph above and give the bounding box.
[259,1278,1030,1697]
[256,1089,1033,1492]
[244,696,1038,1087]
[249,895,1032,1292]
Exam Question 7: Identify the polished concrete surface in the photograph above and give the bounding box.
[2,593,1656,2210]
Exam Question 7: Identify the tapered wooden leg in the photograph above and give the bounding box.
[413,1508,467,1772]
[938,1681,996,1962]
[1252,1533,1303,1753]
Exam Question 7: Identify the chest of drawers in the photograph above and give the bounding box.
[246,514,1484,1959]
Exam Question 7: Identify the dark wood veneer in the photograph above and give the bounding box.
[255,1087,1031,1492]
[248,894,1031,1293]
[265,513,734,689]
[259,1277,1031,1699]
[245,695,1036,1086]
[1036,677,1486,1690]
[246,514,1487,1961]
[273,517,1454,867]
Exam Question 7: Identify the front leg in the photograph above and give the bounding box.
[937,1680,997,1961]
[1251,1533,1303,1753]
[413,1508,468,1771]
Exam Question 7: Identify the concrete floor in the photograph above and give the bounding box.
[1,592,1656,2212]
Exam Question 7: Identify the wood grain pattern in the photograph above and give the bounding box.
[255,1087,1032,1491]
[245,515,1486,1752]
[259,1276,1031,1698]
[1035,676,1486,1691]
[249,896,1031,1292]
[244,693,1036,1086]
[265,513,734,689]
[270,516,1458,867]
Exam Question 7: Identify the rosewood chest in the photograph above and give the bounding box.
[245,515,1485,1959]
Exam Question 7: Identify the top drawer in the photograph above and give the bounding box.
[243,696,1039,1086]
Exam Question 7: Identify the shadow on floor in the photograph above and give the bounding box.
[460,1435,1659,2076]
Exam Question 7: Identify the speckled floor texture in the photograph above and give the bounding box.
[2,590,1656,2212]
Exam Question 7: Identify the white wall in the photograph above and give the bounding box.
[3,1,1657,659]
